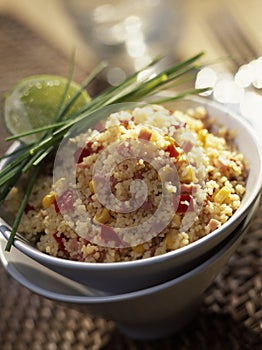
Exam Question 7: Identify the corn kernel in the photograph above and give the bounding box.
[214,186,231,204]
[94,208,111,224]
[164,135,173,143]
[181,166,195,183]
[198,129,208,144]
[195,106,207,119]
[150,130,159,143]
[164,229,177,250]
[89,180,95,194]
[173,214,181,228]
[42,192,56,209]
[205,133,225,149]
[132,244,145,254]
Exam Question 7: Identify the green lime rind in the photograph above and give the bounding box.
[2,75,90,144]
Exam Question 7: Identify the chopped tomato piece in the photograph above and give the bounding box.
[53,233,68,255]
[173,194,194,213]
[54,189,74,213]
[24,203,35,214]
[164,143,179,158]
[138,128,152,141]
[74,146,91,164]
[120,120,129,128]
[74,141,102,163]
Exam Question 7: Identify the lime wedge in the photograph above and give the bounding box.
[2,75,90,144]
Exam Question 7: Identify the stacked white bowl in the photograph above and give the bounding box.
[1,97,262,339]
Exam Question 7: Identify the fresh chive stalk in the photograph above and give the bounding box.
[0,52,210,251]
[4,166,39,251]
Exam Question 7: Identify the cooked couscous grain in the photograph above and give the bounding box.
[5,104,248,262]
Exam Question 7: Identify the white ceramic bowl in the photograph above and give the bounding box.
[0,196,259,340]
[1,97,262,294]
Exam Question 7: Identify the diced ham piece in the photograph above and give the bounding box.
[100,224,123,246]
[54,189,74,213]
[182,140,193,153]
[180,184,194,194]
[138,128,152,141]
[180,184,198,195]
[141,200,153,210]
[207,218,220,233]
[110,175,118,188]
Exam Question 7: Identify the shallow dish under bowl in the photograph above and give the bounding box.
[0,195,259,340]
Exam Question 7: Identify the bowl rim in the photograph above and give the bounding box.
[1,96,262,270]
[0,195,258,303]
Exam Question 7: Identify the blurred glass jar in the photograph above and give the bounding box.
[63,0,184,85]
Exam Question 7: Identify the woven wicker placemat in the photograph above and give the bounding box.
[0,14,261,350]
[0,200,261,350]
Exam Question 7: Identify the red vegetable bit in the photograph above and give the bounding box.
[110,175,118,191]
[138,128,152,141]
[141,200,153,210]
[173,194,194,214]
[100,224,123,246]
[74,141,103,164]
[164,143,179,158]
[54,189,74,213]
[53,233,68,255]
[134,170,144,179]
[74,146,91,164]
[74,141,94,163]
[120,120,129,128]
[24,203,35,214]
